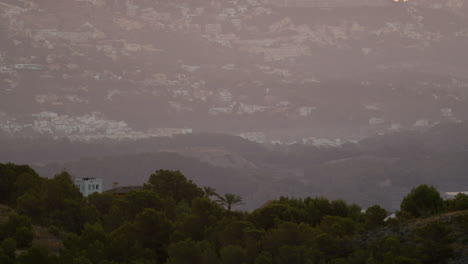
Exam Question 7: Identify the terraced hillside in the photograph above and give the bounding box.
[1,0,468,142]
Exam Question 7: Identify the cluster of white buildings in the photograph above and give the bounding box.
[0,111,193,140]
[239,132,267,143]
[269,0,395,8]
[31,112,130,136]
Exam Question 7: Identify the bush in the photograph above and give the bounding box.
[414,221,454,264]
[15,227,34,248]
[1,238,16,258]
[72,256,92,264]
[456,212,468,234]
[17,245,52,264]
[166,239,200,264]
[47,225,61,237]
[220,245,247,264]
[0,253,14,264]
[365,205,387,229]
[0,213,33,248]
[400,185,444,217]
[445,193,468,211]
[254,252,272,264]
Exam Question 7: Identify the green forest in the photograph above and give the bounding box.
[0,162,467,264]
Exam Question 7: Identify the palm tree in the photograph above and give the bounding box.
[215,193,244,211]
[203,186,218,198]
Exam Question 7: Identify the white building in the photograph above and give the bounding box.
[74,178,103,197]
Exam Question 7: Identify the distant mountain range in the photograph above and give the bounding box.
[0,121,462,210]
[1,0,468,143]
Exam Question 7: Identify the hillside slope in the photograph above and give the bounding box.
[0,204,63,255]
[1,0,468,141]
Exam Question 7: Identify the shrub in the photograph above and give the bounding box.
[400,185,444,217]
[15,226,34,248]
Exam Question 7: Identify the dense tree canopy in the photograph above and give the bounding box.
[146,169,204,203]
[0,163,467,264]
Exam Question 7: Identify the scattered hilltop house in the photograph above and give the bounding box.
[105,186,144,197]
[74,177,103,197]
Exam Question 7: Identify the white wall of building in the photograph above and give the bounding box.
[74,178,103,197]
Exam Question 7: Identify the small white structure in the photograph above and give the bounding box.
[384,213,396,222]
[74,178,103,197]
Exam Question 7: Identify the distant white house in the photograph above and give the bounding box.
[74,178,103,197]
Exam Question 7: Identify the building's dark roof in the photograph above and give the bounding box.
[82,177,96,181]
[105,186,144,194]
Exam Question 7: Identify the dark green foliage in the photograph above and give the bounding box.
[106,223,156,263]
[47,225,61,237]
[26,170,89,232]
[197,240,219,264]
[0,213,33,248]
[254,252,272,264]
[220,245,247,264]
[115,190,163,222]
[365,205,388,229]
[263,222,316,254]
[456,212,468,233]
[275,245,309,264]
[17,245,53,264]
[414,221,454,264]
[250,203,290,230]
[318,215,359,237]
[0,163,464,264]
[1,238,16,259]
[62,223,109,263]
[392,256,421,264]
[331,199,350,217]
[16,192,42,219]
[0,163,43,204]
[146,169,204,203]
[362,235,420,264]
[400,185,444,217]
[445,193,468,211]
[0,253,14,264]
[167,240,219,264]
[14,226,34,248]
[216,193,244,211]
[203,186,218,198]
[176,197,222,241]
[134,208,173,262]
[87,192,116,215]
[72,256,93,264]
[218,220,255,247]
[166,239,200,264]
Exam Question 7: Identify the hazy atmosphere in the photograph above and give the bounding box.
[1,0,468,263]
